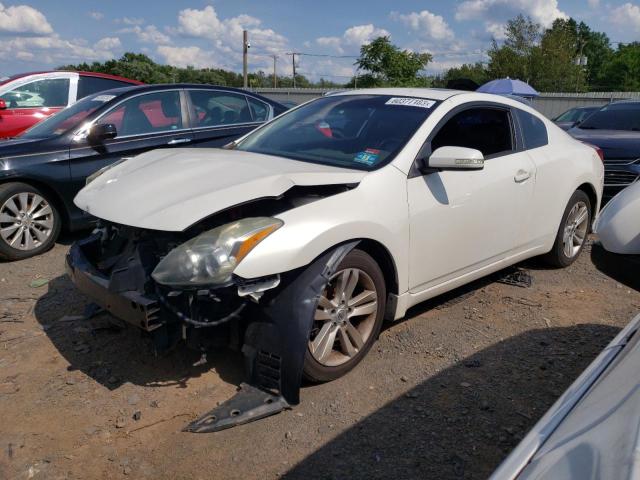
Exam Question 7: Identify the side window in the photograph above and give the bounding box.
[77,76,133,99]
[515,109,548,150]
[247,96,269,122]
[4,78,70,108]
[431,107,514,158]
[96,91,182,137]
[188,90,253,128]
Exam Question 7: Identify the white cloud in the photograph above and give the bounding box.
[118,17,145,26]
[391,10,454,41]
[611,3,640,31]
[455,0,567,38]
[176,5,288,56]
[121,24,171,44]
[314,24,389,54]
[94,37,121,50]
[0,2,53,35]
[587,0,600,8]
[89,11,104,21]
[485,21,507,40]
[156,45,216,69]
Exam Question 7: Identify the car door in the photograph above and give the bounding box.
[0,74,74,138]
[407,104,536,292]
[68,89,192,216]
[185,89,268,147]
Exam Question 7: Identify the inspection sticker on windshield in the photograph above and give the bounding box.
[354,148,380,166]
[93,94,116,102]
[386,97,435,109]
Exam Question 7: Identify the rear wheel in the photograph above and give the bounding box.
[543,190,591,267]
[303,249,386,383]
[0,182,61,260]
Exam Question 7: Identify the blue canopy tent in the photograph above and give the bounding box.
[477,78,539,98]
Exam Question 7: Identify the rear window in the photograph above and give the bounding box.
[515,109,548,149]
[77,76,134,99]
[579,103,640,131]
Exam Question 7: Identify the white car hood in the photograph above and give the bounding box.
[74,148,367,231]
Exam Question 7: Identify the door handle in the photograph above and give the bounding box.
[514,169,531,183]
[167,138,192,145]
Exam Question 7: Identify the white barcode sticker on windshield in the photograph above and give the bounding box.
[385,97,435,109]
[93,94,116,102]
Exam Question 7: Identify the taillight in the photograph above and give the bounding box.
[582,142,604,162]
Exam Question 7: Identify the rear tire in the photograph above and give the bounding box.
[543,190,591,268]
[303,249,386,383]
[0,182,61,261]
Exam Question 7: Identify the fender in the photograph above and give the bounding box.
[185,241,359,432]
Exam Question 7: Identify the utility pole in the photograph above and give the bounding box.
[271,54,277,88]
[286,52,301,88]
[243,30,249,89]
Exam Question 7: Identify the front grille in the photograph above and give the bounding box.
[604,170,639,186]
[604,158,640,165]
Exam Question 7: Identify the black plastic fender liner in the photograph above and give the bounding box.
[184,241,359,433]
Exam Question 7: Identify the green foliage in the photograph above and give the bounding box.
[595,43,640,91]
[59,52,339,88]
[352,36,432,87]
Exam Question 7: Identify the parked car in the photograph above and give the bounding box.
[553,106,599,130]
[594,179,640,254]
[0,84,286,260]
[491,312,640,480]
[67,88,603,432]
[0,71,143,138]
[568,100,640,200]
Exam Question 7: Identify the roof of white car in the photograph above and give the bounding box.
[332,88,463,101]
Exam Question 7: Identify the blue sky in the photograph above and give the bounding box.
[1,0,639,80]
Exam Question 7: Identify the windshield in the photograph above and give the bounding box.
[578,103,640,131]
[236,94,439,171]
[19,92,117,139]
[556,107,597,123]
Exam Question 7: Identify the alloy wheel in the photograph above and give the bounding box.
[0,192,54,251]
[309,267,379,367]
[562,201,589,258]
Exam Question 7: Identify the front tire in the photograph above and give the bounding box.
[0,182,61,261]
[543,190,591,267]
[303,249,386,383]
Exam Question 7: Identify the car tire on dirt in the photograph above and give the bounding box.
[543,189,592,268]
[303,249,386,383]
[0,182,61,261]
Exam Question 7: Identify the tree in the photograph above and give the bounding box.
[487,15,541,82]
[353,36,432,87]
[596,43,640,91]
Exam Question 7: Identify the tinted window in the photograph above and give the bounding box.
[237,95,438,171]
[515,109,548,149]
[189,90,252,127]
[247,96,269,121]
[77,76,133,99]
[431,108,514,157]
[4,78,69,108]
[97,91,182,136]
[579,102,640,131]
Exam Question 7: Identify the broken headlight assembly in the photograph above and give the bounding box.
[151,217,283,287]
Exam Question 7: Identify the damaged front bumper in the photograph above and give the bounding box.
[66,231,358,433]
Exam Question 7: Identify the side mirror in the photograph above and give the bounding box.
[89,123,117,141]
[0,99,7,110]
[428,146,484,171]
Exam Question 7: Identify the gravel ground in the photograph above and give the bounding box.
[0,236,638,480]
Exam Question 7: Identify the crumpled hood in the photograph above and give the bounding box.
[74,148,367,231]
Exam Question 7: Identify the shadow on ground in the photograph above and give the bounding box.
[33,274,244,391]
[591,244,640,292]
[284,323,620,480]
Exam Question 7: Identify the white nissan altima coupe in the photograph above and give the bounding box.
[67,88,604,432]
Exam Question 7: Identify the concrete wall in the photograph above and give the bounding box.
[253,88,640,119]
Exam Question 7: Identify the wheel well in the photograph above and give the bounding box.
[356,239,399,296]
[0,178,70,228]
[577,183,598,220]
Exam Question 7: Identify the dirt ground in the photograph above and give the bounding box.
[1,236,639,480]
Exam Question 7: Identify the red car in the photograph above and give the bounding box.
[0,71,143,138]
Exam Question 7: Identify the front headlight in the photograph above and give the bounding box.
[151,217,283,287]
